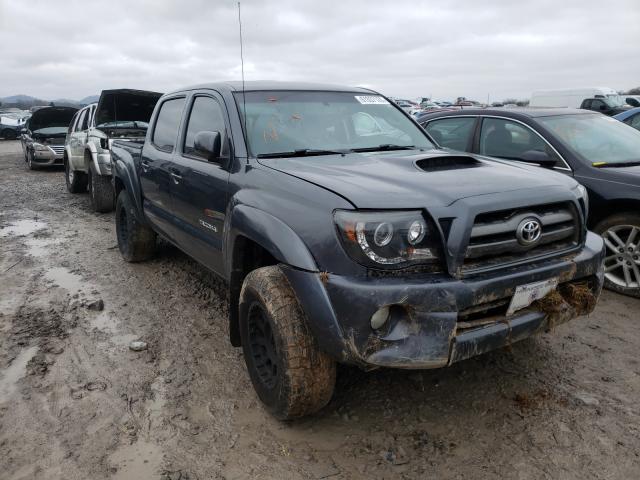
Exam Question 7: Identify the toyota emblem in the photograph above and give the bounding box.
[516,217,542,246]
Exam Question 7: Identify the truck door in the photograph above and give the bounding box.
[69,108,87,168]
[166,92,231,275]
[139,96,186,240]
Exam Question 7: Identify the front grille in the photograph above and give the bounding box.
[463,202,580,272]
[49,145,65,155]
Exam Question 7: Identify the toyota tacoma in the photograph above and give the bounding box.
[110,82,604,419]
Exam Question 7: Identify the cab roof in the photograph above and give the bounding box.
[165,81,376,96]
[418,107,596,122]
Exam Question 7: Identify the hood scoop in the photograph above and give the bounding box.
[416,155,481,172]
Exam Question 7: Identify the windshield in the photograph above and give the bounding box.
[539,113,640,165]
[604,95,626,108]
[234,91,434,157]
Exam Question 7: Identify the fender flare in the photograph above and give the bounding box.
[111,154,146,224]
[224,204,318,347]
[224,204,318,275]
[84,143,100,173]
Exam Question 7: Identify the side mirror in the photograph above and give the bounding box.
[193,131,221,161]
[520,150,556,168]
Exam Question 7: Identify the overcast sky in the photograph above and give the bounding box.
[1,0,639,102]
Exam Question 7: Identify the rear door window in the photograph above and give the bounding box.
[76,110,87,132]
[423,117,476,151]
[80,108,90,130]
[152,98,185,151]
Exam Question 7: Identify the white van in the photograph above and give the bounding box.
[530,87,625,108]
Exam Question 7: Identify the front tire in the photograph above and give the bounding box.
[88,163,115,212]
[115,189,156,262]
[26,150,38,170]
[595,212,640,298]
[65,157,88,193]
[239,266,336,420]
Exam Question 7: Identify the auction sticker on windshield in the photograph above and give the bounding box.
[507,277,559,316]
[355,95,390,105]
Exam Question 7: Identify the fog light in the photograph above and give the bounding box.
[370,306,390,330]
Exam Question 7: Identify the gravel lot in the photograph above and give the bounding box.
[0,139,639,480]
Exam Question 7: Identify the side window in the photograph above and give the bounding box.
[591,100,606,111]
[80,108,90,130]
[183,96,227,158]
[479,118,559,164]
[68,112,79,133]
[88,106,95,128]
[627,113,640,131]
[423,117,476,151]
[76,110,87,132]
[152,98,185,151]
[582,99,592,109]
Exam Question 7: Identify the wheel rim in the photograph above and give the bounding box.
[247,303,279,390]
[67,165,74,183]
[602,224,640,289]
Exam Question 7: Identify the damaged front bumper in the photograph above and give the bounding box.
[283,232,605,369]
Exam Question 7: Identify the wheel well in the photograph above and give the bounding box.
[228,236,278,346]
[114,177,125,198]
[589,199,640,229]
[84,149,93,169]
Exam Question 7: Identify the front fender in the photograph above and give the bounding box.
[224,204,318,274]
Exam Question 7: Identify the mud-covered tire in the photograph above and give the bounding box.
[65,157,88,193]
[88,163,115,213]
[594,213,640,298]
[239,266,336,420]
[115,189,156,262]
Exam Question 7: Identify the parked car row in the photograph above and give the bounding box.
[18,81,611,419]
[19,89,162,213]
[419,107,640,297]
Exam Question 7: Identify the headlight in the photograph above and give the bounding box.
[574,184,589,216]
[334,210,441,269]
[33,143,48,151]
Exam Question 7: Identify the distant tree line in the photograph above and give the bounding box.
[626,87,640,95]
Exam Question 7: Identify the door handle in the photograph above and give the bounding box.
[141,160,150,172]
[170,171,182,184]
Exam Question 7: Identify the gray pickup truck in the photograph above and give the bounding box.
[110,81,605,419]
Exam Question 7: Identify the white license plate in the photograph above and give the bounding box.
[506,278,559,316]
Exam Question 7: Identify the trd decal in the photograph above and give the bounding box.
[198,219,218,233]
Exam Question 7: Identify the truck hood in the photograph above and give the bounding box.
[258,149,578,208]
[28,106,77,132]
[95,89,162,135]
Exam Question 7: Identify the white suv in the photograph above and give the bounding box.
[64,89,161,212]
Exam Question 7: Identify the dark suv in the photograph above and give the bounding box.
[111,83,604,419]
[419,108,640,298]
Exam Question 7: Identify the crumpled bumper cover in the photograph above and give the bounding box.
[283,232,605,369]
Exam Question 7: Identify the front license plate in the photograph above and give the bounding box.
[506,278,559,316]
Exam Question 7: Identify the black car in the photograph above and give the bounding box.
[418,108,640,298]
[108,83,603,419]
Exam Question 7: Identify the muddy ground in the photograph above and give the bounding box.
[0,140,639,480]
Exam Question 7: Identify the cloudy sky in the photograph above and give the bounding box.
[1,0,638,102]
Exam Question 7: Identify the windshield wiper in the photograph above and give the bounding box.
[593,161,640,168]
[256,149,346,159]
[351,144,417,153]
